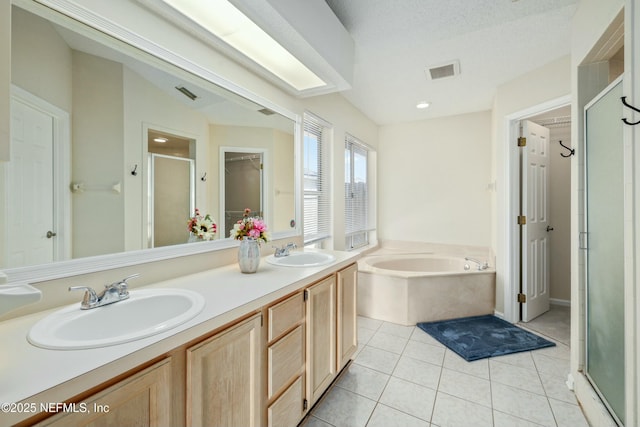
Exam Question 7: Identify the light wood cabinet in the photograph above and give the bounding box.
[337,263,358,371]
[34,358,171,427]
[23,262,358,427]
[305,275,337,405]
[265,291,305,427]
[187,314,262,427]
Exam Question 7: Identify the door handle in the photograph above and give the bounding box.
[46,231,57,239]
[546,226,554,232]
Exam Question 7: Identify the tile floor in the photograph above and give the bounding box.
[302,307,589,427]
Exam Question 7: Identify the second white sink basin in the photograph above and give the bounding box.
[28,288,205,350]
[266,251,335,267]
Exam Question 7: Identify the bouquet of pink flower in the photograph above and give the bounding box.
[187,208,217,241]
[230,208,269,244]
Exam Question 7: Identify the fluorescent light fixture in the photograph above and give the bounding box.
[416,101,431,109]
[161,0,326,91]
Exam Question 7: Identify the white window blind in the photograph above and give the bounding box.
[303,112,331,245]
[345,134,370,250]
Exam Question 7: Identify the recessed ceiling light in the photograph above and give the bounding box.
[416,101,431,109]
[154,137,169,143]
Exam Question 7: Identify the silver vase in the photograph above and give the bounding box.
[238,238,260,273]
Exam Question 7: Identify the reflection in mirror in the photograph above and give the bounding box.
[2,4,296,270]
[223,150,264,238]
[148,129,195,248]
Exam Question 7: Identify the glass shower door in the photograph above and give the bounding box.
[584,78,625,425]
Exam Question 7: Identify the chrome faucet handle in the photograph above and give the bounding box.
[286,242,297,250]
[69,286,98,308]
[109,273,139,296]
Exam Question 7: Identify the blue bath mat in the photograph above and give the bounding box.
[417,315,556,362]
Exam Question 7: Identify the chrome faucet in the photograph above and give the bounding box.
[464,257,490,271]
[273,242,297,257]
[69,274,139,309]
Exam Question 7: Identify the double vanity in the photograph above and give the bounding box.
[0,250,359,426]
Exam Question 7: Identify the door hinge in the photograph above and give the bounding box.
[517,137,527,147]
[517,293,527,303]
[303,289,309,302]
[517,215,526,225]
[260,313,263,327]
[303,399,308,411]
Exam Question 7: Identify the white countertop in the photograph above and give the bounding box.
[0,249,358,415]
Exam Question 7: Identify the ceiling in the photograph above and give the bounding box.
[323,0,579,125]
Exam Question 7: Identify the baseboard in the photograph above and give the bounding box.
[493,310,505,319]
[550,298,571,307]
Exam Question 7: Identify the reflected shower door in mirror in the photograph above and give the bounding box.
[148,129,195,248]
[1,4,297,270]
[223,150,264,238]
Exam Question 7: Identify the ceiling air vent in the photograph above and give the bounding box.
[258,108,276,116]
[175,85,198,101]
[425,60,460,81]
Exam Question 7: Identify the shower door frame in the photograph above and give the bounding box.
[583,76,625,426]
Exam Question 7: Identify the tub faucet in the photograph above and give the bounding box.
[273,242,297,257]
[464,257,489,271]
[69,274,139,309]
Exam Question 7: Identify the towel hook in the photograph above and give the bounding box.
[621,96,640,126]
[200,172,207,182]
[130,164,138,176]
[559,140,574,158]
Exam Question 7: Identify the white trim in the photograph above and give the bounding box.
[502,95,571,324]
[9,85,71,263]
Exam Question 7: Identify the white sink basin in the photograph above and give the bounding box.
[28,288,205,350]
[266,251,335,267]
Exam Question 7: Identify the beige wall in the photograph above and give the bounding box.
[72,51,125,257]
[378,111,492,247]
[548,123,571,303]
[11,7,72,112]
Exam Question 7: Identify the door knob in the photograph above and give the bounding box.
[46,231,57,238]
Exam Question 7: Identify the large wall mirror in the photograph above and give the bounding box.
[2,1,299,282]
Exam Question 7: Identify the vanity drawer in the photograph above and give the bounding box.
[267,376,304,427]
[268,324,304,399]
[268,291,304,342]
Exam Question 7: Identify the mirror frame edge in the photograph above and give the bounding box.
[3,0,302,285]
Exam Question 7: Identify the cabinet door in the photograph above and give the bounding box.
[305,276,336,404]
[187,314,262,427]
[35,359,171,427]
[337,263,358,370]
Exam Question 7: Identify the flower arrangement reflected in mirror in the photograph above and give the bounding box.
[187,208,217,242]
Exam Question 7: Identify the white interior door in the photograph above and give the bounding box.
[6,99,55,267]
[521,120,551,321]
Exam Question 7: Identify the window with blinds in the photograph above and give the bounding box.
[345,134,370,250]
[303,112,331,246]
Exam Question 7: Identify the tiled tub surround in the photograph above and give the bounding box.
[0,249,358,426]
[304,315,589,427]
[357,242,496,325]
